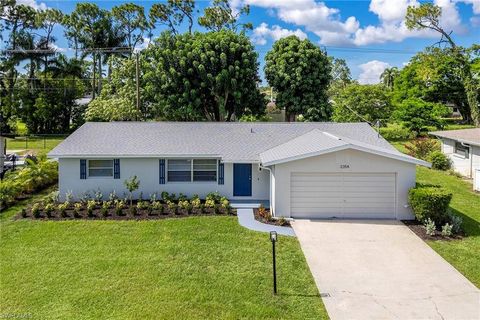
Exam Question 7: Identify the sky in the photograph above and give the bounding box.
[10,0,480,84]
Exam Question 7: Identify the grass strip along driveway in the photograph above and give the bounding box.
[0,204,327,319]
[416,167,480,287]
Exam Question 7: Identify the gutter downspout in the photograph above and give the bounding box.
[259,164,275,217]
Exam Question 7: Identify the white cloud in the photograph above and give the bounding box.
[357,60,391,84]
[251,23,307,45]
[245,0,359,46]
[471,16,480,27]
[16,0,47,11]
[244,0,474,46]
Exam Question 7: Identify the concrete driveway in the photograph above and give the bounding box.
[292,220,480,320]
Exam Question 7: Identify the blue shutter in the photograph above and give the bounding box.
[159,159,165,184]
[218,160,224,185]
[80,159,86,179]
[114,159,120,179]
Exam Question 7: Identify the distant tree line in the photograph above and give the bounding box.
[1,1,478,136]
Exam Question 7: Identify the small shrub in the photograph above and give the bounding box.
[424,218,436,236]
[115,200,125,216]
[137,201,150,210]
[448,211,463,234]
[405,138,440,160]
[206,192,221,204]
[87,200,96,217]
[220,197,230,208]
[379,123,414,141]
[150,193,157,202]
[258,205,271,220]
[100,201,110,217]
[80,192,91,204]
[151,201,163,214]
[129,205,137,216]
[44,203,55,218]
[441,223,453,237]
[178,200,191,211]
[167,200,177,214]
[276,217,288,226]
[428,151,451,171]
[73,203,82,218]
[191,195,201,208]
[21,208,28,218]
[31,203,41,218]
[204,199,215,208]
[46,191,60,204]
[58,202,69,217]
[408,186,452,225]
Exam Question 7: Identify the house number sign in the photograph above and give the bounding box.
[340,164,350,169]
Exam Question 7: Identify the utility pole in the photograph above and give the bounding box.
[92,53,96,99]
[136,52,141,120]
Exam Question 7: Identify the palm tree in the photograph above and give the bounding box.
[380,67,399,90]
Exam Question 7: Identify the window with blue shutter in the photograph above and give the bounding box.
[80,159,86,179]
[159,159,165,184]
[113,159,120,179]
[218,160,224,185]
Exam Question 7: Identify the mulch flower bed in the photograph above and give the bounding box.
[402,220,463,241]
[16,202,236,221]
[253,207,290,226]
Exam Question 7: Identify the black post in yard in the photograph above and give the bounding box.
[270,231,278,295]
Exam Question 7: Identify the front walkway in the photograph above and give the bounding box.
[236,208,296,237]
[292,219,480,320]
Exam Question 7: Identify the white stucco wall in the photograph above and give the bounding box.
[269,149,417,220]
[58,158,270,201]
[440,138,480,178]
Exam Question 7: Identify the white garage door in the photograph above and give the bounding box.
[291,173,396,219]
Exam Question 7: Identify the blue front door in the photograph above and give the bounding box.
[233,163,252,196]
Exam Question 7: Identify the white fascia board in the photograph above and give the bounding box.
[261,144,431,167]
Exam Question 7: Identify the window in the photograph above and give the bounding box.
[454,142,469,158]
[168,159,191,182]
[167,159,217,182]
[88,160,113,177]
[193,159,217,181]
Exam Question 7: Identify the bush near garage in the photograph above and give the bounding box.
[408,186,452,225]
[428,151,452,171]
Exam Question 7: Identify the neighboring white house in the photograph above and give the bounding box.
[430,128,480,191]
[48,122,430,220]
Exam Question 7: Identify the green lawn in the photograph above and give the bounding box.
[416,167,480,287]
[0,200,327,319]
[6,136,66,155]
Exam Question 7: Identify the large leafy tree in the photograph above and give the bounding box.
[406,3,480,125]
[393,97,449,134]
[331,83,393,123]
[143,31,265,121]
[393,47,474,122]
[265,36,332,121]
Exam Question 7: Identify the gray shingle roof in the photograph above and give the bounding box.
[430,128,480,147]
[49,122,399,162]
[260,129,429,166]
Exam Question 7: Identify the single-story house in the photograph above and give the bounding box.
[48,122,430,219]
[430,128,480,191]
